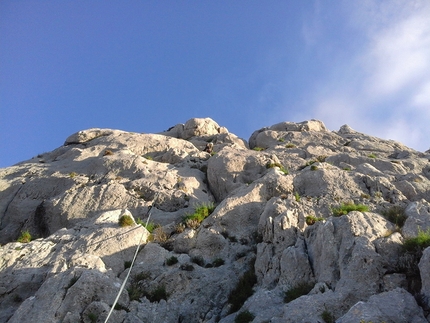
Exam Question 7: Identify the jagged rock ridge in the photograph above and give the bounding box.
[0,117,430,322]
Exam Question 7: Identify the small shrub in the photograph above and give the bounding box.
[310,165,318,171]
[228,260,257,313]
[305,215,324,225]
[398,229,430,277]
[17,230,32,243]
[381,206,407,228]
[166,256,178,266]
[153,227,169,243]
[368,153,377,158]
[119,215,134,227]
[332,202,369,216]
[142,221,158,233]
[235,310,255,323]
[299,160,317,170]
[343,167,351,171]
[316,155,327,162]
[266,162,289,175]
[87,313,97,323]
[69,172,77,178]
[402,229,430,253]
[252,147,265,151]
[180,263,194,271]
[147,285,168,302]
[374,191,383,199]
[321,309,334,323]
[212,258,225,267]
[284,282,314,303]
[183,202,215,228]
[294,192,301,202]
[361,193,370,199]
[127,272,151,301]
[191,256,205,267]
[175,223,185,233]
[124,260,132,269]
[144,155,153,160]
[285,143,296,148]
[278,138,285,142]
[184,218,201,230]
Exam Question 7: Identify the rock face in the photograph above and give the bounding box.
[1,117,430,323]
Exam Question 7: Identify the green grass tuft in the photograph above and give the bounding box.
[87,313,97,323]
[166,256,178,266]
[402,229,430,253]
[191,256,205,267]
[252,147,265,151]
[321,309,334,323]
[140,221,159,233]
[266,162,289,175]
[184,202,215,228]
[17,230,32,243]
[119,215,134,227]
[332,202,369,216]
[305,216,324,225]
[381,206,407,228]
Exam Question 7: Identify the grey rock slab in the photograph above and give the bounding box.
[419,247,430,309]
[336,288,427,323]
[403,200,430,238]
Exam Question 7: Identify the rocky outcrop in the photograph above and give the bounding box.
[1,117,430,322]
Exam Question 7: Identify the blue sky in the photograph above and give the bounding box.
[1,1,430,168]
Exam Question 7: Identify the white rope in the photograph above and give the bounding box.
[104,166,175,322]
[103,214,150,323]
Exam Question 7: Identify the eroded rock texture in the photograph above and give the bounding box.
[1,117,430,323]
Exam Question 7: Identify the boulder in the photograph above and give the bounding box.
[403,200,430,238]
[337,288,427,323]
[419,247,430,309]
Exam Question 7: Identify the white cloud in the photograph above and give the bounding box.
[372,118,424,151]
[312,96,359,131]
[362,14,430,98]
[412,81,430,107]
[302,0,430,152]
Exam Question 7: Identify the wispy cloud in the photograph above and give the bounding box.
[362,13,430,98]
[304,0,430,152]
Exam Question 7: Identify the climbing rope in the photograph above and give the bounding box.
[104,166,175,322]
[103,212,151,323]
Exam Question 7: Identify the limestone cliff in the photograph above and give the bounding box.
[0,118,430,322]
